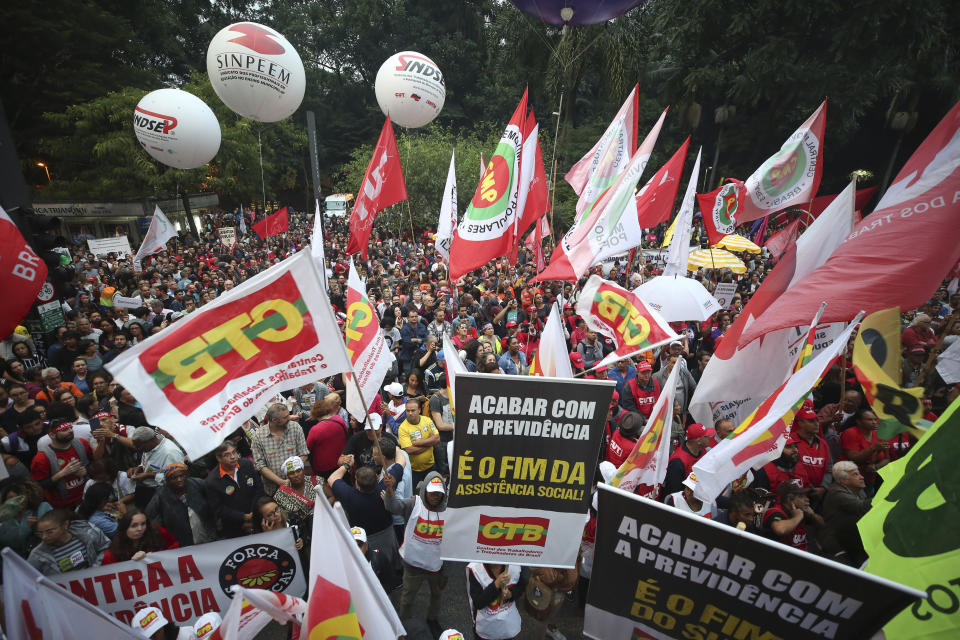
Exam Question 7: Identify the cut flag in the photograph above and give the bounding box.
[763,217,802,262]
[853,307,926,439]
[688,311,861,503]
[450,89,528,280]
[344,259,392,422]
[529,302,574,378]
[134,205,178,267]
[252,206,290,239]
[634,137,690,228]
[662,148,702,278]
[512,110,550,261]
[738,100,827,223]
[435,149,458,262]
[0,204,48,340]
[688,180,857,428]
[575,275,679,370]
[534,109,667,282]
[304,484,405,638]
[566,85,640,214]
[697,179,746,246]
[610,363,679,495]
[346,116,408,260]
[741,99,960,341]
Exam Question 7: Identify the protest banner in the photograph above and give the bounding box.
[441,373,614,567]
[54,529,306,628]
[87,236,133,257]
[859,396,960,640]
[585,484,924,640]
[38,300,65,332]
[712,282,738,309]
[220,226,237,249]
[106,250,351,458]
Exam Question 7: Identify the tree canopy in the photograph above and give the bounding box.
[3,0,959,225]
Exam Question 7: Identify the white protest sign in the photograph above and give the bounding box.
[712,282,738,309]
[87,236,133,257]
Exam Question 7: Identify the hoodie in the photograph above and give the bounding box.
[383,470,448,521]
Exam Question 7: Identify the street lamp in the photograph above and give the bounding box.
[37,162,51,183]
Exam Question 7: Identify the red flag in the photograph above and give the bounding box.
[0,206,48,339]
[515,111,550,242]
[741,99,960,344]
[346,116,408,260]
[251,206,289,239]
[696,179,745,246]
[764,217,801,262]
[635,137,690,228]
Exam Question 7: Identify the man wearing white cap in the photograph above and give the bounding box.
[382,470,448,638]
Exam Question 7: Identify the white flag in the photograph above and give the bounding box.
[662,148,702,277]
[530,303,574,378]
[344,259,392,421]
[435,149,458,261]
[213,587,307,640]
[304,489,405,638]
[34,573,142,639]
[310,200,329,291]
[134,205,178,265]
[442,334,467,411]
[3,548,46,640]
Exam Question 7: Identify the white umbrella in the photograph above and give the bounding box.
[634,275,722,322]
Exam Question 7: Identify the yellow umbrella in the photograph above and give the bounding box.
[687,248,747,273]
[715,234,761,253]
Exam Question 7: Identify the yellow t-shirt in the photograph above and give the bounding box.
[397,417,438,472]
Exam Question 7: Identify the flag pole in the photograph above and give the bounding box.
[548,91,564,246]
[402,128,418,249]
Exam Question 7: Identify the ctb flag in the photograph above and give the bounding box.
[106,250,351,458]
[346,116,407,260]
[252,206,290,239]
[575,275,678,369]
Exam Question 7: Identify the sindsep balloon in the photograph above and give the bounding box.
[374,51,445,128]
[133,89,221,170]
[206,22,305,122]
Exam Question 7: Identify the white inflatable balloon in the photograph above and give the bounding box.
[374,51,445,128]
[133,89,221,170]
[206,22,305,122]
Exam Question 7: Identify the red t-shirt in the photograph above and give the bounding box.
[306,416,350,474]
[794,434,830,487]
[841,427,886,483]
[605,431,637,468]
[762,462,811,495]
[30,439,94,508]
[764,504,808,550]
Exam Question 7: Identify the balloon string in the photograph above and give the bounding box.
[258,129,267,215]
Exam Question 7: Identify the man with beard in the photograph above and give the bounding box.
[757,435,811,495]
[791,408,831,500]
[626,361,661,419]
[31,418,102,509]
[2,407,46,467]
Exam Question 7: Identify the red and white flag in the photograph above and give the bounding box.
[134,205,178,266]
[575,275,679,369]
[0,205,48,340]
[344,259,392,421]
[741,99,960,340]
[635,137,690,228]
[610,363,679,495]
[534,109,667,282]
[450,89,528,280]
[688,181,857,428]
[566,85,639,213]
[252,206,290,239]
[480,152,487,180]
[304,486,404,638]
[106,250,351,458]
[346,116,408,259]
[764,217,802,262]
[738,100,827,223]
[213,588,307,640]
[687,314,860,503]
[697,179,746,246]
[512,111,550,261]
[434,149,458,262]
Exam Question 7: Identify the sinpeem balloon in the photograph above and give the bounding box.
[374,51,446,128]
[206,22,306,123]
[507,0,645,25]
[133,89,221,170]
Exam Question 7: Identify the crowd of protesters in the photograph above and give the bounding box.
[0,207,957,640]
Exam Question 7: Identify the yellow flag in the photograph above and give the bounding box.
[852,307,924,438]
[661,213,679,248]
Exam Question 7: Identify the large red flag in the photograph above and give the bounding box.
[515,110,550,244]
[0,206,48,339]
[697,179,746,246]
[251,206,289,239]
[346,116,408,259]
[741,100,960,344]
[635,137,690,228]
[763,217,801,262]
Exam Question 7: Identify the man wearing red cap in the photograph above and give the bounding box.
[759,436,811,496]
[569,351,585,374]
[626,361,661,419]
[661,423,714,498]
[791,408,830,499]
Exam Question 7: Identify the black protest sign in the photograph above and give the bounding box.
[449,373,613,513]
[585,484,923,640]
